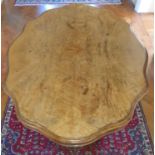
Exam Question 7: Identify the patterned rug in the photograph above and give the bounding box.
[15,0,121,6]
[1,99,153,155]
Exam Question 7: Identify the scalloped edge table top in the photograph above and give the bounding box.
[4,5,148,147]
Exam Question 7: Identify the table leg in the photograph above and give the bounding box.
[69,147,80,155]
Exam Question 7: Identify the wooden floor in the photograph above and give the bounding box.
[1,0,154,141]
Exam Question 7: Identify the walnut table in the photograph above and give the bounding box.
[4,5,148,147]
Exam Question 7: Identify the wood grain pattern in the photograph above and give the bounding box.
[3,5,148,146]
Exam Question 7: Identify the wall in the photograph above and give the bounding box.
[134,0,154,13]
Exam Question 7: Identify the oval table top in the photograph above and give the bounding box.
[4,5,148,147]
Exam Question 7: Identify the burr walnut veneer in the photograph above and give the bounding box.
[4,5,148,147]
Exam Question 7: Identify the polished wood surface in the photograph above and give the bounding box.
[4,5,148,146]
[2,0,154,144]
